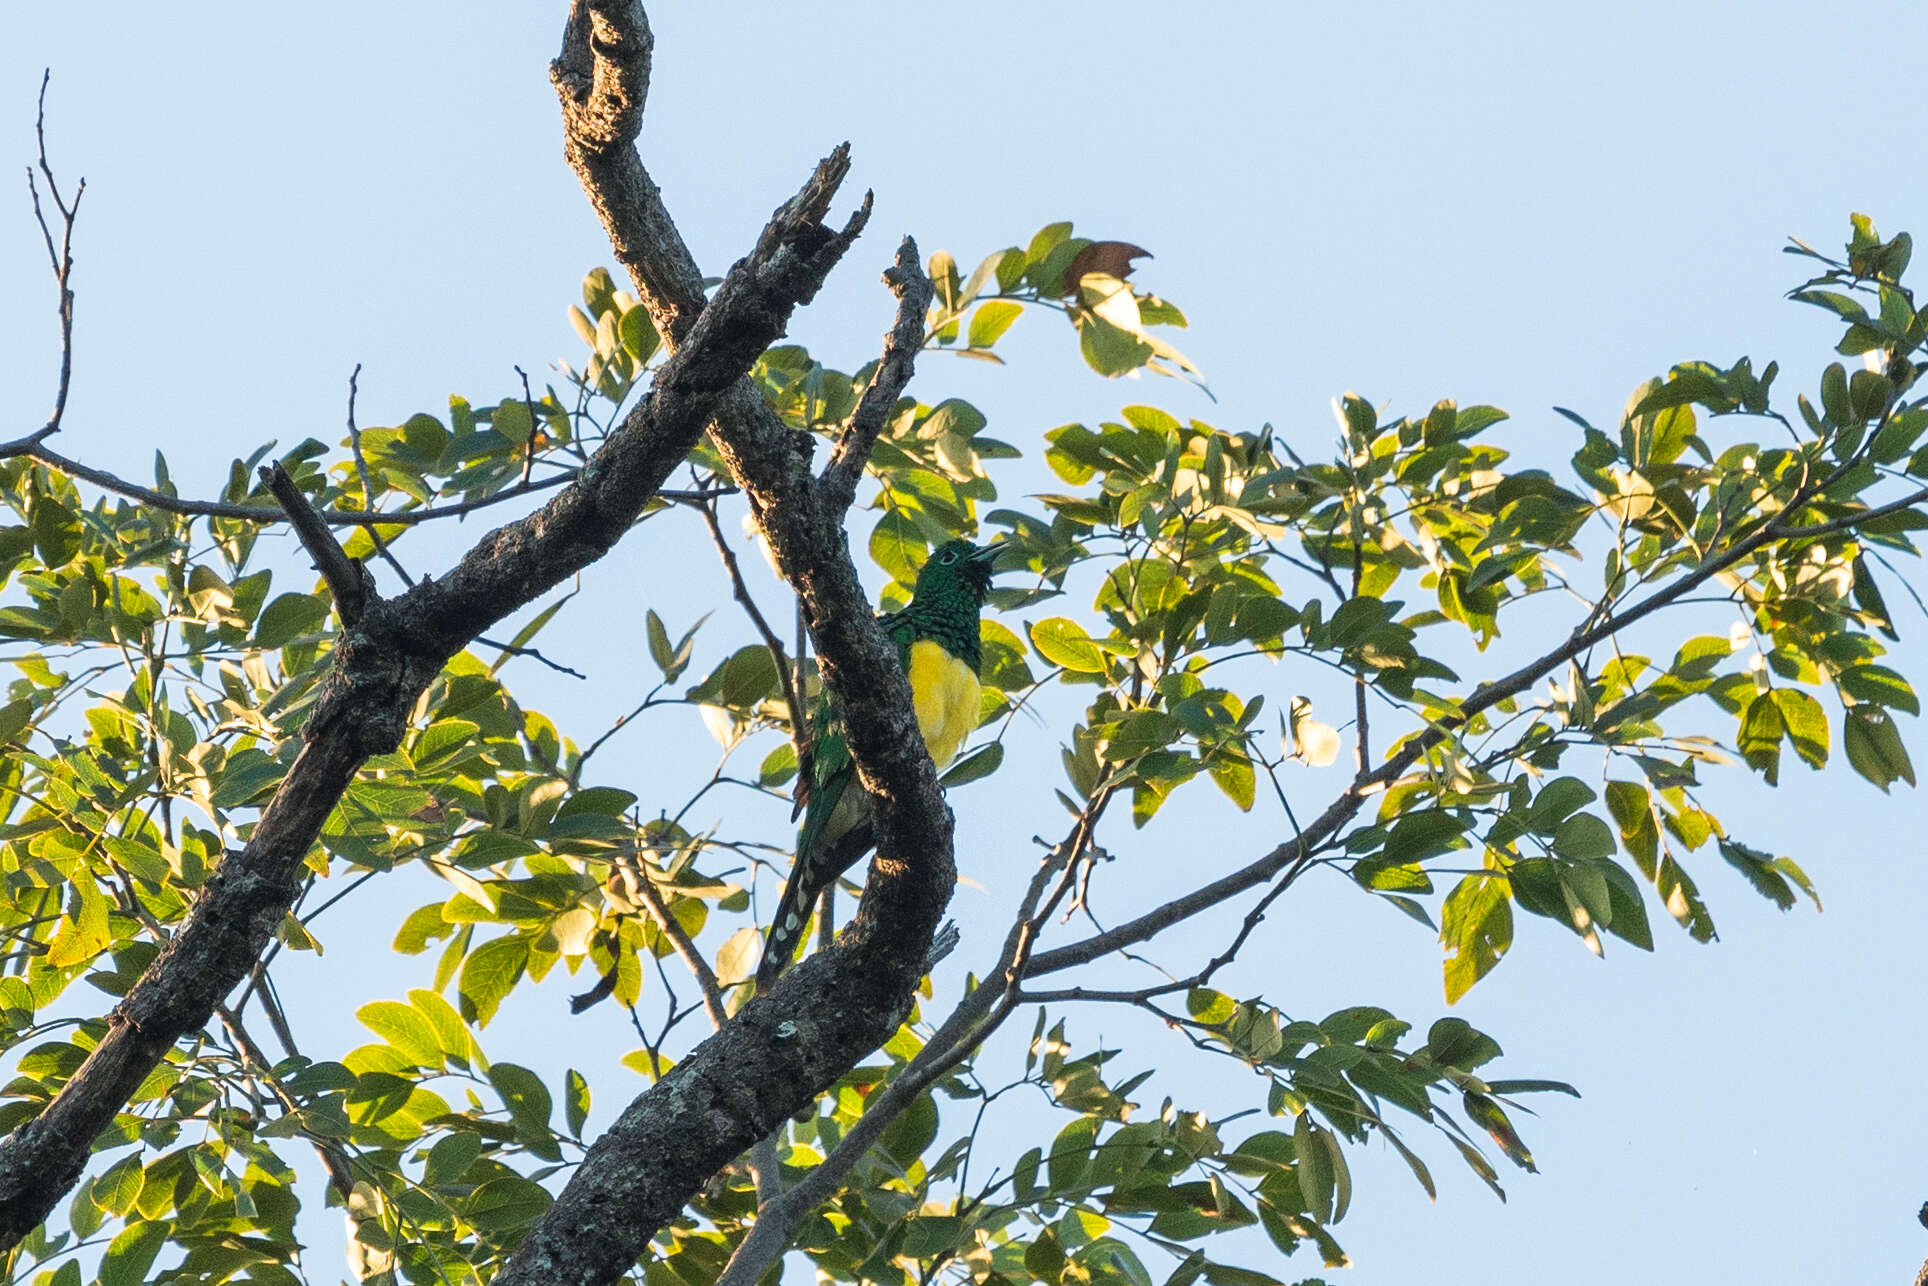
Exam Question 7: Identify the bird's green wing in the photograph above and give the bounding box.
[759,615,917,989]
[792,689,852,869]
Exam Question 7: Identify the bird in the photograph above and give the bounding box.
[756,539,1000,992]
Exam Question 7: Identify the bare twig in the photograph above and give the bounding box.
[213,1003,355,1200]
[516,365,542,488]
[0,433,545,519]
[27,71,82,440]
[691,494,814,799]
[258,462,370,625]
[624,857,727,1029]
[344,363,416,589]
[473,636,587,679]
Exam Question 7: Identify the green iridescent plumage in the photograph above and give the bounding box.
[757,540,999,991]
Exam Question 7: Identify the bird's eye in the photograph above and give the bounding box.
[940,549,958,563]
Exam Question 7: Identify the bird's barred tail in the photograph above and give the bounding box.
[755,865,820,993]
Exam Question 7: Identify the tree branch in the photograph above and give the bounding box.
[624,855,728,1030]
[495,8,959,1282]
[821,236,933,510]
[714,816,1096,1286]
[0,433,570,525]
[0,141,866,1251]
[260,461,369,625]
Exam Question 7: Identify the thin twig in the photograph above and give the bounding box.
[691,495,814,797]
[515,365,542,488]
[621,851,727,1030]
[343,363,417,589]
[0,435,732,528]
[28,71,82,440]
[472,636,588,679]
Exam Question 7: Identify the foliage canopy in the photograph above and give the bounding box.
[1,40,1924,1286]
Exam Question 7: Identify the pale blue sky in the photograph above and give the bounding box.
[4,4,1928,1283]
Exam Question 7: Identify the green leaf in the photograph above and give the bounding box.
[1209,752,1256,811]
[1737,690,1784,783]
[1462,1091,1537,1173]
[618,305,659,363]
[394,904,450,955]
[1772,689,1829,769]
[646,609,674,675]
[556,786,639,821]
[1483,1078,1582,1098]
[1719,840,1795,911]
[1047,1114,1098,1195]
[1838,663,1918,714]
[99,1219,168,1286]
[760,741,799,787]
[31,498,80,568]
[968,300,1024,349]
[564,1068,591,1137]
[90,1154,145,1217]
[424,1131,481,1186]
[1844,706,1915,791]
[940,740,1004,788]
[1599,861,1653,951]
[466,1175,552,1231]
[1441,874,1511,1004]
[1104,710,1177,760]
[1295,1112,1334,1223]
[881,1093,940,1169]
[1551,813,1615,860]
[1030,618,1110,674]
[1186,988,1237,1024]
[494,398,534,446]
[254,592,330,649]
[409,987,470,1063]
[1604,781,1659,877]
[1078,312,1155,377]
[870,510,927,585]
[0,698,33,747]
[490,1062,554,1133]
[357,1000,444,1068]
[458,935,529,1027]
[715,926,761,986]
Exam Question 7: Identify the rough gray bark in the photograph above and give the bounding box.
[0,136,869,1250]
[491,5,958,1283]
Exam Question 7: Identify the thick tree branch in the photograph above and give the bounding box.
[495,8,951,1283]
[0,145,865,1251]
[821,236,933,510]
[551,0,705,345]
[715,816,1095,1285]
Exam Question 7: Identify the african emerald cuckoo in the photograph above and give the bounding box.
[756,540,1000,991]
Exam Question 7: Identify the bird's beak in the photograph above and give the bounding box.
[968,543,1003,570]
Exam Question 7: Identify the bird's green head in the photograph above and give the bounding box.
[913,540,1000,609]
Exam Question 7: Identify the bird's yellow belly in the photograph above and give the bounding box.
[907,638,980,768]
